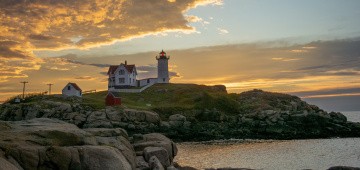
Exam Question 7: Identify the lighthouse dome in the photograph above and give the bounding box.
[156,50,169,60]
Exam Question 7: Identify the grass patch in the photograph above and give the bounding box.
[83,83,229,113]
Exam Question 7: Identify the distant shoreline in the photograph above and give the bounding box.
[177,137,360,145]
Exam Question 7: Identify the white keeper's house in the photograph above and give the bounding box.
[107,50,170,92]
[62,82,82,97]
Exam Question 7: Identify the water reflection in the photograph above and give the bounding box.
[175,138,360,169]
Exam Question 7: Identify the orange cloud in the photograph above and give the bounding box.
[0,0,223,83]
[302,46,317,49]
[302,93,360,99]
[74,76,95,80]
[272,57,300,62]
[290,49,308,53]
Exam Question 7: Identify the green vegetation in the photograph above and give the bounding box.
[4,84,321,121]
[4,92,47,104]
[2,83,324,121]
[83,83,234,119]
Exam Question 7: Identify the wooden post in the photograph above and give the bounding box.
[47,83,54,95]
[20,81,28,99]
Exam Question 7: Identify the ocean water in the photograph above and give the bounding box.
[175,111,360,170]
[342,111,360,123]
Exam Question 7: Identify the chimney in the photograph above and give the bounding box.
[125,60,127,65]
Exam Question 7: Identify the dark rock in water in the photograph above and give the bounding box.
[174,162,256,170]
[174,162,198,170]
[328,166,360,170]
[205,169,255,170]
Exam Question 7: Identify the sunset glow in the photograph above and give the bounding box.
[1,0,360,110]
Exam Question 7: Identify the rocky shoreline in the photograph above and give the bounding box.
[1,94,360,142]
[1,89,360,169]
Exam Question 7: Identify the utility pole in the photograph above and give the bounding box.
[20,81,28,99]
[46,83,53,95]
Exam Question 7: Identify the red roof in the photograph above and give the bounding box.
[157,50,169,59]
[107,65,118,75]
[159,50,166,56]
[69,83,82,91]
[124,64,135,73]
[107,91,121,98]
[107,63,136,75]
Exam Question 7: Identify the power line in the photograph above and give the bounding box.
[46,83,54,95]
[20,81,28,99]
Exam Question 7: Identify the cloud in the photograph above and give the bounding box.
[302,46,317,49]
[0,0,223,82]
[186,15,203,23]
[324,69,360,76]
[75,76,95,80]
[186,15,210,26]
[217,28,229,34]
[1,0,223,50]
[158,38,360,96]
[291,87,360,99]
[290,49,308,53]
[272,57,300,62]
[136,65,180,79]
[44,55,181,80]
[46,66,70,71]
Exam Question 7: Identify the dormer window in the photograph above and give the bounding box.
[119,70,125,75]
[68,86,71,90]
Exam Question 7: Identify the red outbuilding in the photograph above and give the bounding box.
[105,91,121,106]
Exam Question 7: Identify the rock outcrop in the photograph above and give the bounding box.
[1,89,360,142]
[0,118,177,170]
[132,133,178,169]
[0,102,160,134]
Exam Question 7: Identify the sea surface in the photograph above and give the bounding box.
[342,111,360,123]
[175,111,360,170]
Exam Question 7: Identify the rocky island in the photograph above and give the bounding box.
[1,83,360,169]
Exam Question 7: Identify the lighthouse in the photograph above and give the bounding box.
[156,50,170,83]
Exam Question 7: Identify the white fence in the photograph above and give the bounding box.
[109,82,155,93]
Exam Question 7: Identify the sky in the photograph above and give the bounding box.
[1,0,360,111]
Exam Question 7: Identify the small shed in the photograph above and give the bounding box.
[106,91,121,106]
[62,82,82,97]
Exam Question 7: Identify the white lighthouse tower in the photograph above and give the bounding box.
[156,50,170,83]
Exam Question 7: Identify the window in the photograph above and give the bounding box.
[119,78,125,83]
[147,79,150,83]
[119,70,125,75]
[68,86,71,90]
[163,78,165,82]
[129,78,131,83]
